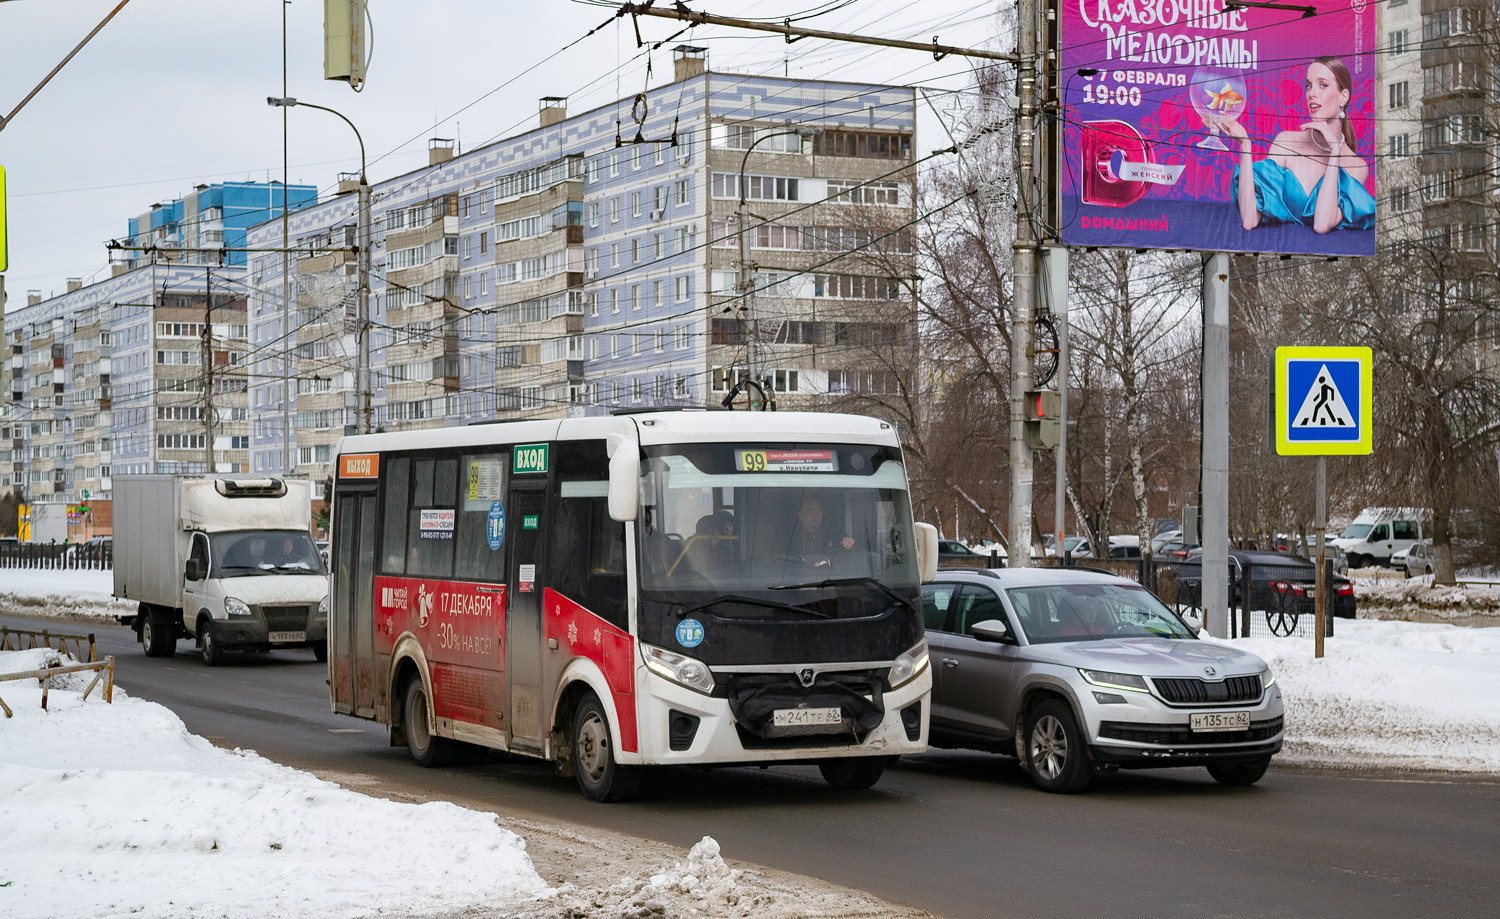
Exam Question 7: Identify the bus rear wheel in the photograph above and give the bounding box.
[571,694,640,802]
[402,677,471,767]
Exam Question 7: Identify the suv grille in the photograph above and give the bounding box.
[1099,716,1283,746]
[261,604,312,632]
[1152,675,1262,705]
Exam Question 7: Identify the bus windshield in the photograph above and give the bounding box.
[636,443,918,612]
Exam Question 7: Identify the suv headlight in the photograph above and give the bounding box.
[888,638,929,689]
[224,598,252,618]
[641,644,714,694]
[317,595,329,618]
[1079,669,1149,693]
[1261,667,1276,688]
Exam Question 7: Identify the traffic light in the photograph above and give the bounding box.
[1024,389,1061,449]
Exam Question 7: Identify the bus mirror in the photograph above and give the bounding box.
[608,445,640,522]
[914,522,939,583]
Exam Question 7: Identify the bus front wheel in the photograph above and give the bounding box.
[818,756,886,790]
[571,694,640,802]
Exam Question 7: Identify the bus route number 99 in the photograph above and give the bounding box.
[736,450,768,472]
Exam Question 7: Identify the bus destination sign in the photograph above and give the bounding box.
[735,449,838,473]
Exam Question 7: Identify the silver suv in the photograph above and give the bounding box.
[923,568,1284,793]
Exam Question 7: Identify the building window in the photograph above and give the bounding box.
[631,285,641,311]
[675,178,689,206]
[463,276,473,298]
[675,324,691,350]
[631,239,640,263]
[587,159,599,183]
[1392,186,1410,211]
[632,146,643,170]
[653,280,663,307]
[479,231,488,254]
[462,196,472,218]
[654,143,664,166]
[588,202,599,227]
[462,237,473,260]
[675,276,690,302]
[631,191,641,217]
[610,243,619,268]
[1388,29,1407,55]
[654,234,664,260]
[610,289,619,314]
[1389,133,1410,158]
[610,198,620,223]
[480,273,488,296]
[609,151,619,176]
[654,328,665,353]
[1388,81,1408,109]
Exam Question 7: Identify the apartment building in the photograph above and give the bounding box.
[117,181,317,270]
[2,263,254,535]
[1378,0,1424,236]
[245,47,918,482]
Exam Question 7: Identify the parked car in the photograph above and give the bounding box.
[1402,539,1434,578]
[1048,536,1095,558]
[1331,508,1428,568]
[1170,549,1356,618]
[920,568,1284,792]
[1150,530,1184,553]
[938,539,983,560]
[1107,535,1140,559]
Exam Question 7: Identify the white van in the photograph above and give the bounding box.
[1331,508,1427,569]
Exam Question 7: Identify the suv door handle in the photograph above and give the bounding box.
[941,658,958,668]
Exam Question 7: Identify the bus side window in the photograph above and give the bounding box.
[382,457,410,574]
[455,452,509,582]
[407,457,457,578]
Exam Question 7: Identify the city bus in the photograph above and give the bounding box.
[327,410,937,801]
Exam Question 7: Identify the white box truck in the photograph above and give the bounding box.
[113,475,329,665]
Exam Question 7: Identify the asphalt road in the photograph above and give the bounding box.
[5,611,1498,919]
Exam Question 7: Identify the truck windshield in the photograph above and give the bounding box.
[1339,523,1372,539]
[636,443,918,609]
[213,530,324,577]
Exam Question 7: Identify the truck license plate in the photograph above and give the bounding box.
[772,707,842,727]
[1190,711,1251,732]
[268,631,306,643]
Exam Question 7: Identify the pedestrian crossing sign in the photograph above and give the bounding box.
[1273,346,1373,456]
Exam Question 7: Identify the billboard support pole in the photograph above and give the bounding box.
[1008,0,1039,567]
[1314,455,1326,657]
[1045,247,1070,558]
[1202,253,1230,637]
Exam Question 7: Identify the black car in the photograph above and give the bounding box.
[938,540,982,559]
[1169,549,1356,619]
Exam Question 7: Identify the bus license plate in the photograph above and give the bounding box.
[1190,711,1251,732]
[268,631,306,643]
[773,707,842,728]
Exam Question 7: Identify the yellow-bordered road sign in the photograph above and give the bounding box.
[1273,346,1373,456]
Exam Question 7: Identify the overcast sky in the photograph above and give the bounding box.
[0,0,1003,307]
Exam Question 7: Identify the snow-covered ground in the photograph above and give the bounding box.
[0,569,134,622]
[1217,619,1500,773]
[1352,571,1500,622]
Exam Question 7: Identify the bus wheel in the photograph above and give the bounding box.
[818,756,886,790]
[313,641,328,663]
[403,677,461,767]
[572,694,640,802]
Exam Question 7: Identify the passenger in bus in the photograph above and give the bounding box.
[687,512,737,574]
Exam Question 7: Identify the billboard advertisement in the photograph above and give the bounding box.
[1057,0,1376,256]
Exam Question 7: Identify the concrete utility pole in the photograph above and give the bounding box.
[266,96,371,433]
[1007,0,1039,568]
[1047,248,1070,557]
[1201,253,1231,636]
[202,266,215,473]
[281,0,292,471]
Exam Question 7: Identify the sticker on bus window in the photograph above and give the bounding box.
[419,509,455,540]
[468,459,505,501]
[676,618,705,648]
[735,449,838,473]
[518,563,536,593]
[339,453,379,478]
[486,501,505,551]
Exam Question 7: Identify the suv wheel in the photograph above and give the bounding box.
[1023,700,1092,793]
[1207,756,1271,786]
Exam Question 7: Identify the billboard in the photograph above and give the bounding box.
[1057,0,1376,256]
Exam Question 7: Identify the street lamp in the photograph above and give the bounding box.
[267,96,373,435]
[736,126,821,410]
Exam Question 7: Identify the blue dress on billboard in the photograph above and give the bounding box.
[1231,160,1375,231]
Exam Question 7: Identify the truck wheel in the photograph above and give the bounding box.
[572,693,640,802]
[1207,756,1272,787]
[198,621,223,667]
[142,608,176,658]
[818,756,886,790]
[1023,700,1093,793]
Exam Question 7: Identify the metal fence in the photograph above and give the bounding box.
[0,542,112,570]
[941,552,1335,639]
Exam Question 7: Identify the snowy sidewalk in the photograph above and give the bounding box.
[0,569,135,622]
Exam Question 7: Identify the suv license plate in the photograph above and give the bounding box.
[268,631,306,643]
[773,707,842,727]
[1190,711,1251,732]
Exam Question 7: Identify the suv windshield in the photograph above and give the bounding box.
[213,530,324,577]
[1339,523,1373,539]
[637,443,917,614]
[1005,582,1193,643]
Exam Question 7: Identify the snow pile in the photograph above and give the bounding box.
[1223,620,1500,772]
[1353,576,1500,619]
[0,649,549,919]
[0,569,134,621]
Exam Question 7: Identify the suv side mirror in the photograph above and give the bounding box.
[970,618,1010,643]
[185,558,205,581]
[914,522,939,583]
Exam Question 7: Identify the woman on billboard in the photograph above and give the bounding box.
[1213,57,1375,234]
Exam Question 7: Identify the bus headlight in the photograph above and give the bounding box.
[641,643,715,694]
[224,598,252,618]
[887,638,929,689]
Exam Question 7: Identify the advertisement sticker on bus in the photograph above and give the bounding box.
[518,563,536,593]
[513,443,549,475]
[468,458,505,501]
[486,501,505,550]
[419,508,455,540]
[735,449,839,473]
[339,453,379,478]
[675,618,705,648]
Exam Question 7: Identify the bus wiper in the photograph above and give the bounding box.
[686,595,833,620]
[770,577,918,614]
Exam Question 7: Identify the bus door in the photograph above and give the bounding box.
[332,481,379,719]
[506,484,549,752]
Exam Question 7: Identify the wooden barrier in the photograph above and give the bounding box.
[0,656,115,716]
[0,627,97,662]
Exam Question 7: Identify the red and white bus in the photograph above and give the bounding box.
[328,410,936,800]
